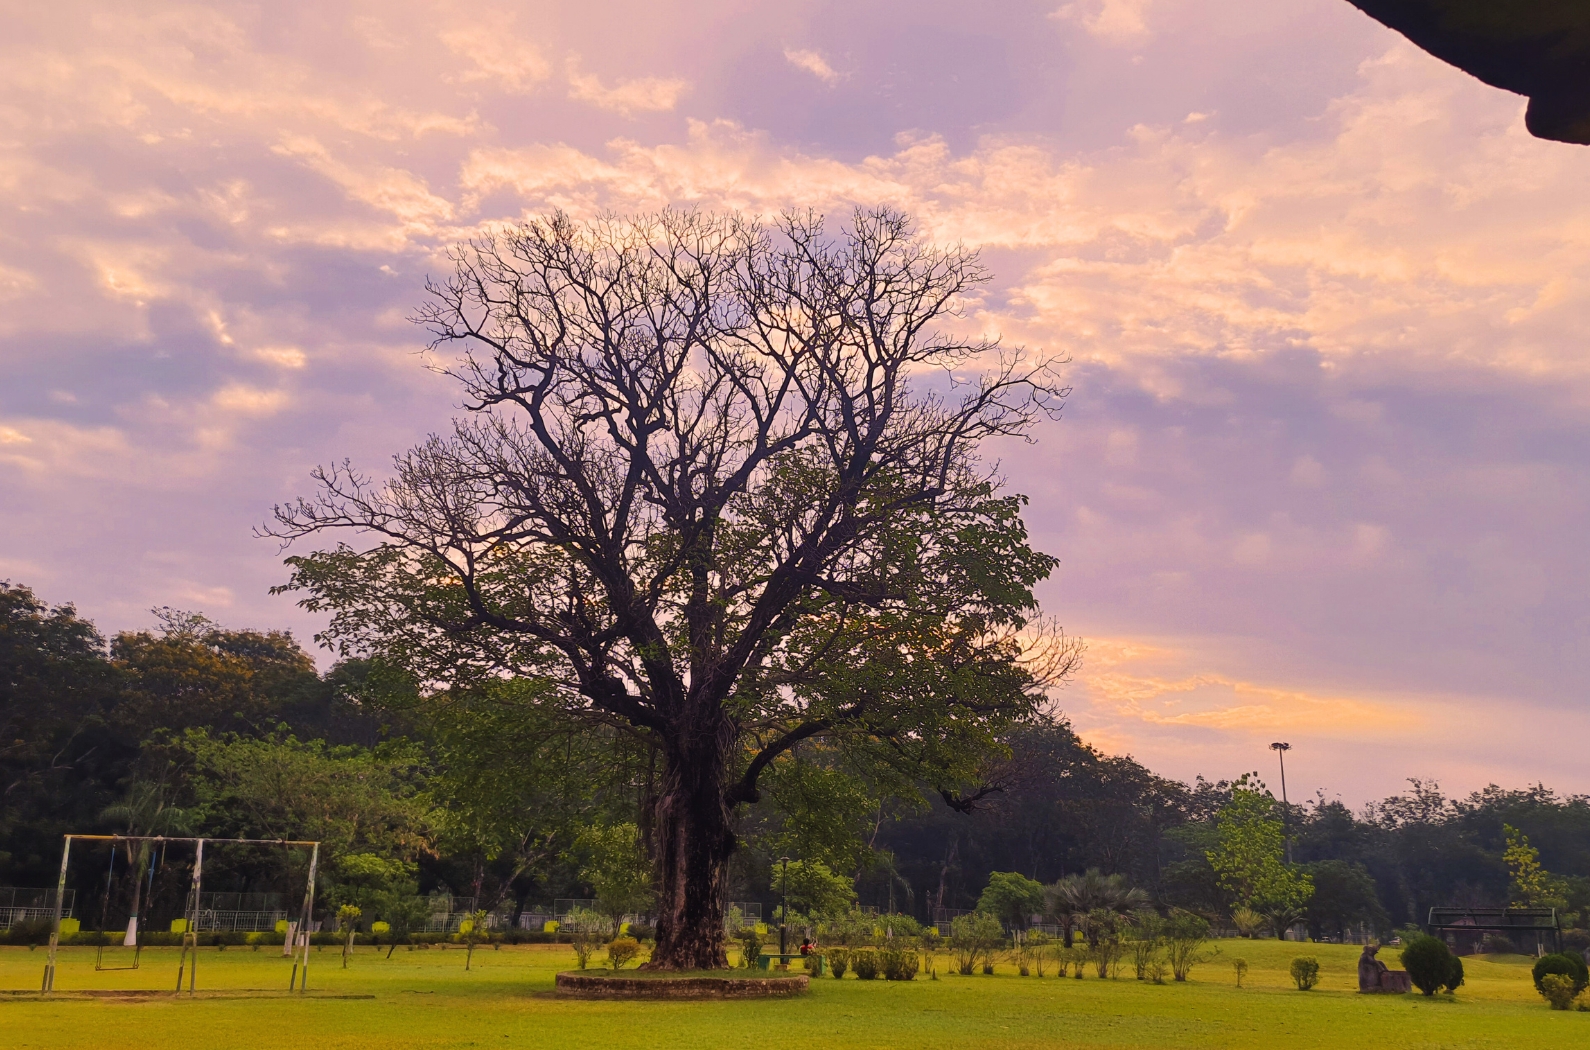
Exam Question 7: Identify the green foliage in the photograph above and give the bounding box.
[1232,958,1248,987]
[1206,775,1313,923]
[1504,823,1563,907]
[1163,912,1214,982]
[332,852,415,912]
[851,948,880,980]
[978,872,1046,931]
[1540,973,1579,1010]
[827,947,850,978]
[877,913,923,939]
[425,678,636,900]
[1231,907,1265,937]
[757,758,878,875]
[563,907,608,970]
[180,728,430,864]
[879,945,919,981]
[735,927,763,967]
[1289,956,1320,990]
[1401,935,1459,996]
[1532,952,1589,996]
[949,912,1005,975]
[338,904,362,969]
[1128,912,1163,980]
[1046,869,1149,946]
[573,822,653,928]
[773,859,855,921]
[1301,860,1388,941]
[606,936,641,970]
[817,910,876,946]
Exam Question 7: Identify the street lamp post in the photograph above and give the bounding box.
[1269,742,1292,864]
[779,856,790,959]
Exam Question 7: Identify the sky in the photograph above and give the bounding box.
[3,0,1589,807]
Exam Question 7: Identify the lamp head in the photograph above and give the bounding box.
[1269,742,1291,752]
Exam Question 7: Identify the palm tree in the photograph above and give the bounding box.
[100,775,191,946]
[1047,870,1151,948]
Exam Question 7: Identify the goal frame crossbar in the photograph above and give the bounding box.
[42,834,321,996]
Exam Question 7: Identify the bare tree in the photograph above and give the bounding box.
[269,207,1073,969]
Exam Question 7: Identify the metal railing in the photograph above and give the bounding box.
[0,888,75,929]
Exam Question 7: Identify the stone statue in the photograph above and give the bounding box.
[1359,944,1413,993]
[1358,944,1388,992]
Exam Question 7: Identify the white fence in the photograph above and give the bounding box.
[0,888,75,929]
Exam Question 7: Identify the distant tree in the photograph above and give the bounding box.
[99,770,191,944]
[180,729,432,900]
[1207,775,1313,934]
[424,678,638,917]
[0,582,123,883]
[269,207,1074,968]
[373,881,430,958]
[337,904,362,967]
[1047,869,1149,947]
[977,871,1045,932]
[1504,823,1563,907]
[753,756,878,877]
[112,613,320,736]
[573,823,654,932]
[1303,860,1387,941]
[775,859,857,923]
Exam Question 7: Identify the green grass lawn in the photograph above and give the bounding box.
[0,939,1581,1050]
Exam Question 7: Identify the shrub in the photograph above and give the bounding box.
[880,945,919,981]
[1163,913,1214,982]
[606,936,641,970]
[1232,958,1248,988]
[876,914,923,939]
[1541,973,1580,1010]
[1400,936,1458,996]
[1231,908,1265,938]
[1289,956,1320,991]
[1533,952,1590,997]
[852,949,879,980]
[1445,953,1464,993]
[1129,914,1162,980]
[736,926,763,968]
[949,912,1004,976]
[828,947,850,978]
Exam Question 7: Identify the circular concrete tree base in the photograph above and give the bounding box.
[555,970,810,999]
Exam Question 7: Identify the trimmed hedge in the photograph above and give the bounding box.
[1533,952,1589,996]
[1400,936,1463,996]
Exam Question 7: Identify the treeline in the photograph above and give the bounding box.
[5,580,1589,943]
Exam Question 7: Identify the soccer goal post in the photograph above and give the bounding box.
[41,834,320,996]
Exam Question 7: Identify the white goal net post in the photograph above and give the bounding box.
[42,834,321,996]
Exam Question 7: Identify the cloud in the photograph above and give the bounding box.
[783,48,841,84]
[1074,638,1419,739]
[252,346,307,369]
[271,135,456,233]
[440,20,552,92]
[1051,0,1155,42]
[4,0,1590,803]
[566,58,688,116]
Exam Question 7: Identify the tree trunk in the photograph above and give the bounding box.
[644,729,735,970]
